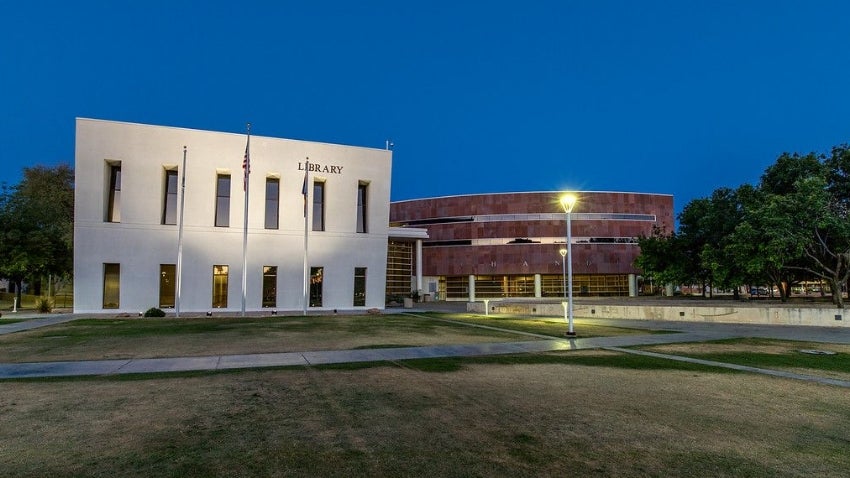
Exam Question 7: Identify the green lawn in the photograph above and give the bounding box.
[637,337,850,376]
[2,315,849,476]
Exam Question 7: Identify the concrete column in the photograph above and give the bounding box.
[665,283,675,297]
[468,275,476,302]
[415,239,423,294]
[534,274,542,297]
[628,273,637,297]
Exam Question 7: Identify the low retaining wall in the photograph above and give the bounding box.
[466,301,848,328]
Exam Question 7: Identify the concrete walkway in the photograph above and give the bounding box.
[0,313,76,335]
[0,311,848,387]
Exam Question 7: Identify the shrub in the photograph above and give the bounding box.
[36,297,53,313]
[143,307,166,317]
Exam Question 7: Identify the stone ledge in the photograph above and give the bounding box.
[467,300,847,327]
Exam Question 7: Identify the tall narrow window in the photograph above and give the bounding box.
[212,265,229,308]
[356,183,368,233]
[310,266,324,307]
[103,263,120,309]
[265,178,280,229]
[106,164,121,222]
[215,174,231,227]
[162,170,178,225]
[354,267,367,306]
[159,264,176,308]
[312,181,325,231]
[262,266,277,308]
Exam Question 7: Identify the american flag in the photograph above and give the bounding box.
[302,159,308,217]
[242,137,250,191]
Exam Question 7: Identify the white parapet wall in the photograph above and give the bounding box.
[466,301,848,328]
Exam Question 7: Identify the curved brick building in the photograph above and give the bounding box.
[389,191,673,300]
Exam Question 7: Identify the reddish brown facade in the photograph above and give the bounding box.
[390,191,673,297]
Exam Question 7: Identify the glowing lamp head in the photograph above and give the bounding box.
[560,193,578,213]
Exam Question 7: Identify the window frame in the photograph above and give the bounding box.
[262,265,277,308]
[106,163,121,223]
[356,182,368,233]
[102,263,120,309]
[162,169,178,225]
[312,181,325,232]
[264,177,280,230]
[214,174,231,227]
[212,265,229,308]
[353,267,367,306]
[159,264,176,308]
[309,266,324,307]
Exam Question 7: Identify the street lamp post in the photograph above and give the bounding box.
[559,248,568,329]
[560,194,577,336]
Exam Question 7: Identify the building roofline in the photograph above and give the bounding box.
[391,190,673,205]
[75,117,390,153]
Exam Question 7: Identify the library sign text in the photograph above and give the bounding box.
[298,162,343,175]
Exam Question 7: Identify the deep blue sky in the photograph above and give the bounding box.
[2,1,848,215]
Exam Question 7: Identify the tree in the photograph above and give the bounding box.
[728,186,806,302]
[635,145,850,307]
[635,225,688,289]
[675,198,711,295]
[756,151,850,308]
[0,164,74,304]
[698,187,750,298]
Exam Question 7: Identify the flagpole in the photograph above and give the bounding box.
[302,157,310,316]
[241,123,251,317]
[176,146,187,318]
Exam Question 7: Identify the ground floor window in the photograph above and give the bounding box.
[385,241,413,301]
[159,264,176,308]
[103,263,120,309]
[310,266,323,307]
[262,266,277,308]
[353,267,367,306]
[212,265,228,308]
[443,274,631,299]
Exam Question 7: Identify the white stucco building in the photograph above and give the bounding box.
[74,118,396,314]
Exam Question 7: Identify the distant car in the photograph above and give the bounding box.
[750,287,769,295]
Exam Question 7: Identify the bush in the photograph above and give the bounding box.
[36,297,53,313]
[143,307,166,317]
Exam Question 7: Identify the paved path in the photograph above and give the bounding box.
[0,311,847,387]
[0,313,76,335]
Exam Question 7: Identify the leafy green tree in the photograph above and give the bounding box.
[0,164,74,303]
[635,225,688,289]
[755,151,850,307]
[637,146,850,306]
[728,186,805,301]
[783,176,850,307]
[699,187,750,298]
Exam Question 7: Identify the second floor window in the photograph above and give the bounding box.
[106,164,121,222]
[356,183,368,233]
[312,181,325,231]
[215,174,231,227]
[162,170,178,225]
[265,178,279,229]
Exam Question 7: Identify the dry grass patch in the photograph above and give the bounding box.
[415,312,665,338]
[641,339,850,382]
[0,314,534,362]
[1,353,849,477]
